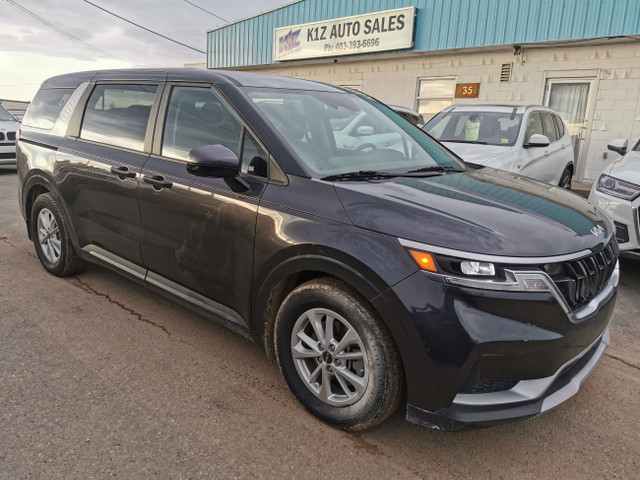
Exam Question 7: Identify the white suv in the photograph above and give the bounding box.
[0,104,20,165]
[423,105,574,188]
[588,138,640,259]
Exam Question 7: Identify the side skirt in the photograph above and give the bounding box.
[80,244,254,339]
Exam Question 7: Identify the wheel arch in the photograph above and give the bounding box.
[559,161,574,188]
[22,172,78,246]
[564,161,574,174]
[254,246,395,361]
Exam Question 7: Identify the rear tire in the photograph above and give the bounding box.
[559,168,573,190]
[31,193,86,276]
[274,277,403,431]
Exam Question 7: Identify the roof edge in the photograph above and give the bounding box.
[207,0,303,34]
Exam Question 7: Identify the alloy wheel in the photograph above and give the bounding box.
[37,207,61,264]
[290,308,369,407]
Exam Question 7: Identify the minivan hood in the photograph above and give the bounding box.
[441,142,511,165]
[334,168,612,257]
[605,150,640,185]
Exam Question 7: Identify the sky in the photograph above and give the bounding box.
[0,0,289,101]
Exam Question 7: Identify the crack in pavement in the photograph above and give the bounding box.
[0,235,38,259]
[0,235,16,248]
[65,276,172,337]
[604,352,640,371]
[0,232,191,345]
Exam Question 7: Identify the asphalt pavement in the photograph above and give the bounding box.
[1,166,639,479]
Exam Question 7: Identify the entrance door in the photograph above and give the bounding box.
[543,77,596,181]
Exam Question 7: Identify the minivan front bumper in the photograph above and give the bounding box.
[371,252,618,431]
[407,328,610,431]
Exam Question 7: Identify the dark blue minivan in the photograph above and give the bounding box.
[17,69,618,431]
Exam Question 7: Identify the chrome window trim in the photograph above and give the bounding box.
[398,238,592,264]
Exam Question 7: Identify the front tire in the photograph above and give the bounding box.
[274,277,403,431]
[31,193,86,276]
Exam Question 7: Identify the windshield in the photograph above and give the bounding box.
[244,88,463,177]
[424,110,523,147]
[0,105,16,122]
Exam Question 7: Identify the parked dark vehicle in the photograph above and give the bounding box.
[17,69,618,431]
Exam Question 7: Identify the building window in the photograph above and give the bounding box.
[416,77,456,121]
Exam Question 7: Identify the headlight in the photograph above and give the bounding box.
[596,174,640,200]
[407,249,496,277]
[460,261,495,276]
[406,247,552,293]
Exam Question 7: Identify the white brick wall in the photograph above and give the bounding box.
[219,40,640,183]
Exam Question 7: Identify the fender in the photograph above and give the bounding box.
[252,243,403,335]
[21,170,81,249]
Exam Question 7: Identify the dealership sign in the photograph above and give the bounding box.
[274,7,416,61]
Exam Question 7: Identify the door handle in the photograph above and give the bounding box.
[544,150,550,156]
[143,175,173,190]
[110,166,136,178]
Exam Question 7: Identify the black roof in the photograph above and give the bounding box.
[39,68,341,92]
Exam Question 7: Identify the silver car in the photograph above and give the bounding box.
[589,138,640,259]
[423,105,574,189]
[0,104,20,165]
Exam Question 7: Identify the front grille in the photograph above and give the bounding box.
[0,132,4,141]
[550,240,619,311]
[460,364,519,394]
[460,378,518,394]
[7,132,15,141]
[0,152,16,159]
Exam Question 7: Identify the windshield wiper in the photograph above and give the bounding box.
[321,170,398,182]
[441,139,488,145]
[406,165,466,174]
[321,167,465,182]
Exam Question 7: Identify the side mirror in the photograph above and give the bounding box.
[187,144,240,178]
[526,134,550,148]
[356,125,375,136]
[607,138,628,156]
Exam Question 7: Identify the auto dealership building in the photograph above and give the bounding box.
[200,0,640,185]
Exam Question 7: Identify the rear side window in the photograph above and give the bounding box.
[22,88,74,129]
[80,84,157,151]
[162,86,242,160]
[541,113,558,142]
